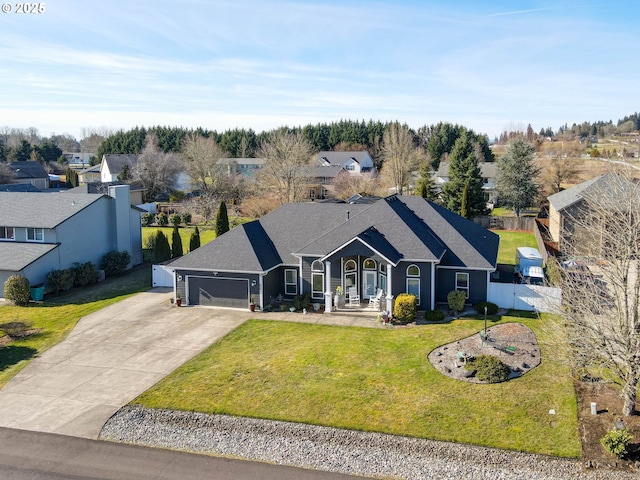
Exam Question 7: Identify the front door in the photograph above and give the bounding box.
[363,270,376,299]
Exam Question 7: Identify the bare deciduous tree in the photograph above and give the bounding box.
[182,133,227,194]
[0,162,14,184]
[380,123,424,195]
[256,130,314,204]
[134,133,183,202]
[330,170,381,201]
[553,168,640,416]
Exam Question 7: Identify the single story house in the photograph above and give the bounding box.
[167,195,499,311]
[9,162,50,190]
[216,158,265,177]
[0,185,143,297]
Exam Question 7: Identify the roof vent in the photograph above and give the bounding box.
[346,210,350,221]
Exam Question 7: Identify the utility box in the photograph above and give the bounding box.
[515,247,543,274]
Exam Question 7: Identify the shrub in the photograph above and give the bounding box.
[141,212,153,227]
[447,290,466,313]
[155,212,168,226]
[169,213,182,227]
[393,293,417,324]
[153,231,172,263]
[181,212,192,225]
[189,226,201,252]
[46,268,75,293]
[293,293,312,311]
[101,250,131,277]
[72,261,99,287]
[600,427,633,459]
[474,301,498,315]
[424,309,445,322]
[0,321,31,338]
[4,275,31,306]
[171,225,183,258]
[465,355,511,383]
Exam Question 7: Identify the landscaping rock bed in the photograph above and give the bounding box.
[100,405,637,479]
[428,322,541,383]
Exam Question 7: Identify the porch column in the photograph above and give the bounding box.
[324,260,332,313]
[431,263,436,311]
[385,262,394,314]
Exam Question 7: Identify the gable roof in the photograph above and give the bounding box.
[102,154,139,175]
[0,192,106,228]
[0,242,58,271]
[547,174,603,212]
[316,151,372,166]
[9,162,49,180]
[169,196,499,273]
[217,158,265,167]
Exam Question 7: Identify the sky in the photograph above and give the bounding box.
[1,0,639,141]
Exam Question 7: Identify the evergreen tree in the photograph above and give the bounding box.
[460,183,469,219]
[171,225,183,258]
[497,139,540,217]
[215,200,230,237]
[9,140,32,162]
[153,231,171,263]
[440,131,487,217]
[189,226,201,252]
[415,163,439,202]
[118,164,131,182]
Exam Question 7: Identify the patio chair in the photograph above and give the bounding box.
[368,289,383,310]
[348,286,360,306]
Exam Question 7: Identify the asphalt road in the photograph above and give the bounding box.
[0,427,367,480]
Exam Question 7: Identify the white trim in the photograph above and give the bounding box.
[25,227,44,243]
[406,264,420,277]
[311,272,324,300]
[455,272,470,299]
[285,268,298,296]
[0,226,15,241]
[184,275,250,308]
[299,257,303,294]
[311,260,324,272]
[319,237,397,266]
[363,258,376,270]
[406,277,421,305]
[431,262,436,310]
[436,265,496,272]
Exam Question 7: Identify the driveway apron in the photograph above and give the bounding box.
[0,288,249,439]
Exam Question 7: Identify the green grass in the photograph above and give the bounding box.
[142,227,217,250]
[492,230,538,265]
[133,314,580,457]
[0,264,152,388]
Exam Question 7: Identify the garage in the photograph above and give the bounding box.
[187,276,250,309]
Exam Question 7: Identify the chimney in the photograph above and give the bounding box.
[108,184,132,267]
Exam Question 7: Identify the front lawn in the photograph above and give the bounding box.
[0,264,151,388]
[133,314,580,457]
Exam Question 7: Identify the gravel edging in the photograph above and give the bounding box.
[99,406,635,480]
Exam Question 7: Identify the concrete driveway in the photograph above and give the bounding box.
[0,288,249,439]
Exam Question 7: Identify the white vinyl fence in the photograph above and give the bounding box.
[488,283,561,313]
[152,264,174,287]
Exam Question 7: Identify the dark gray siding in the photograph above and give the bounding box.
[435,268,488,305]
[393,261,432,307]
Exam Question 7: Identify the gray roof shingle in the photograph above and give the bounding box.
[102,154,139,175]
[0,192,105,228]
[0,242,58,271]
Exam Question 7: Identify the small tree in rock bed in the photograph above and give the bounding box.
[101,250,131,277]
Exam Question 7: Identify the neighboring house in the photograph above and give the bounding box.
[546,173,631,256]
[0,184,41,192]
[77,164,102,184]
[9,162,50,190]
[217,158,264,177]
[63,152,93,166]
[316,151,375,174]
[434,162,499,205]
[67,181,146,206]
[167,195,499,311]
[308,165,343,200]
[100,154,139,183]
[0,185,143,297]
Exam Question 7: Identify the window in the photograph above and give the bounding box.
[345,259,356,272]
[285,269,297,295]
[407,264,420,277]
[311,260,324,272]
[345,164,354,171]
[406,264,420,305]
[26,228,44,242]
[378,263,387,294]
[456,272,469,298]
[0,227,14,240]
[311,273,324,300]
[321,188,328,198]
[363,258,376,270]
[309,189,316,199]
